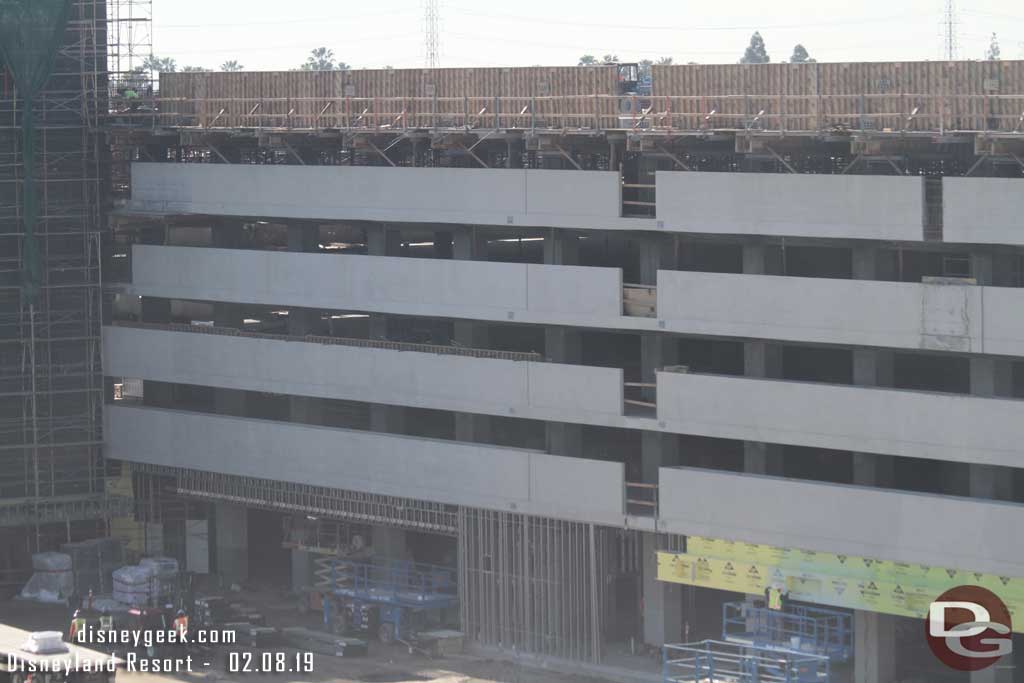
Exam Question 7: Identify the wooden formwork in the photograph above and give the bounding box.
[159,65,621,129]
[652,60,1024,133]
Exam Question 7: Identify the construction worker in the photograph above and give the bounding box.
[99,608,114,633]
[69,609,88,642]
[173,609,189,642]
[765,584,784,611]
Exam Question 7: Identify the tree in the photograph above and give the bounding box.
[740,32,770,64]
[986,33,1001,60]
[578,55,598,66]
[142,55,176,73]
[383,65,394,70]
[300,47,336,71]
[790,44,813,63]
[601,54,619,64]
[220,60,244,72]
[182,66,211,72]
[336,61,351,71]
[656,57,674,65]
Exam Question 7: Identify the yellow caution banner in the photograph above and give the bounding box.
[657,539,1024,633]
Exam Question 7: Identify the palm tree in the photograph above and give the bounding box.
[578,55,598,66]
[656,57,673,65]
[601,54,619,64]
[220,60,244,72]
[182,66,211,72]
[142,55,176,73]
[301,47,336,71]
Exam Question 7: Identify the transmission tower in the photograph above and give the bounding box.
[943,0,958,60]
[424,0,440,68]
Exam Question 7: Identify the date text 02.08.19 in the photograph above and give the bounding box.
[227,651,314,673]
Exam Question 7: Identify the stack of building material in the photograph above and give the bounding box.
[280,627,368,657]
[61,538,124,596]
[416,630,465,657]
[18,552,74,604]
[139,556,179,599]
[112,564,155,606]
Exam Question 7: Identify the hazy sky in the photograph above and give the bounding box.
[147,1,1023,71]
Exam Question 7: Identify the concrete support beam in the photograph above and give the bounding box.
[545,327,583,457]
[215,502,248,584]
[853,611,896,683]
[642,532,682,646]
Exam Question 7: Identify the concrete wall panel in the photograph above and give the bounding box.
[104,325,624,422]
[132,246,624,327]
[106,405,626,524]
[656,371,1024,467]
[129,164,644,230]
[943,178,1024,245]
[658,467,1024,577]
[656,171,924,241]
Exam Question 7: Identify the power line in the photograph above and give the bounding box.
[425,0,440,68]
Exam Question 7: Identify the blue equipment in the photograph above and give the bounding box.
[320,557,458,643]
[722,601,853,662]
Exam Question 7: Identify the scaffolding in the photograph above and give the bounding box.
[0,1,142,582]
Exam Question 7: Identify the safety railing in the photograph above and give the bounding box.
[723,601,853,662]
[664,640,831,683]
[107,93,1024,135]
[111,320,545,362]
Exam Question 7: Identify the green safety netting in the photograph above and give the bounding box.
[0,0,72,306]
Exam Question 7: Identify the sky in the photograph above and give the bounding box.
[142,1,1024,72]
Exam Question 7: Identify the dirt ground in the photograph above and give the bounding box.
[0,592,619,683]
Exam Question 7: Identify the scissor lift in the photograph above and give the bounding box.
[664,640,831,683]
[722,602,853,662]
[320,557,458,643]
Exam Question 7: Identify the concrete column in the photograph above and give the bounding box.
[545,327,583,456]
[968,358,1015,500]
[641,531,682,646]
[449,225,493,441]
[743,243,784,475]
[367,225,402,340]
[212,221,247,249]
[543,227,580,266]
[853,611,896,683]
[213,302,247,416]
[287,223,319,253]
[452,225,488,261]
[743,341,784,475]
[852,350,895,486]
[288,309,323,425]
[638,233,677,285]
[433,230,454,259]
[214,503,248,584]
[372,525,407,561]
[291,550,311,592]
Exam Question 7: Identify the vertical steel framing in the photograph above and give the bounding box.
[458,508,613,663]
[0,1,134,546]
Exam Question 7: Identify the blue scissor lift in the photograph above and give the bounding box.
[664,640,831,683]
[722,602,853,663]
[320,557,458,643]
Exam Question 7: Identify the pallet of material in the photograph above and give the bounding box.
[280,627,368,658]
[415,630,464,657]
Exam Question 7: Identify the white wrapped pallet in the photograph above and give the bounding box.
[112,564,155,606]
[139,556,178,600]
[19,552,74,604]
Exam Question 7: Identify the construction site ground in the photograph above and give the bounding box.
[1,589,657,683]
